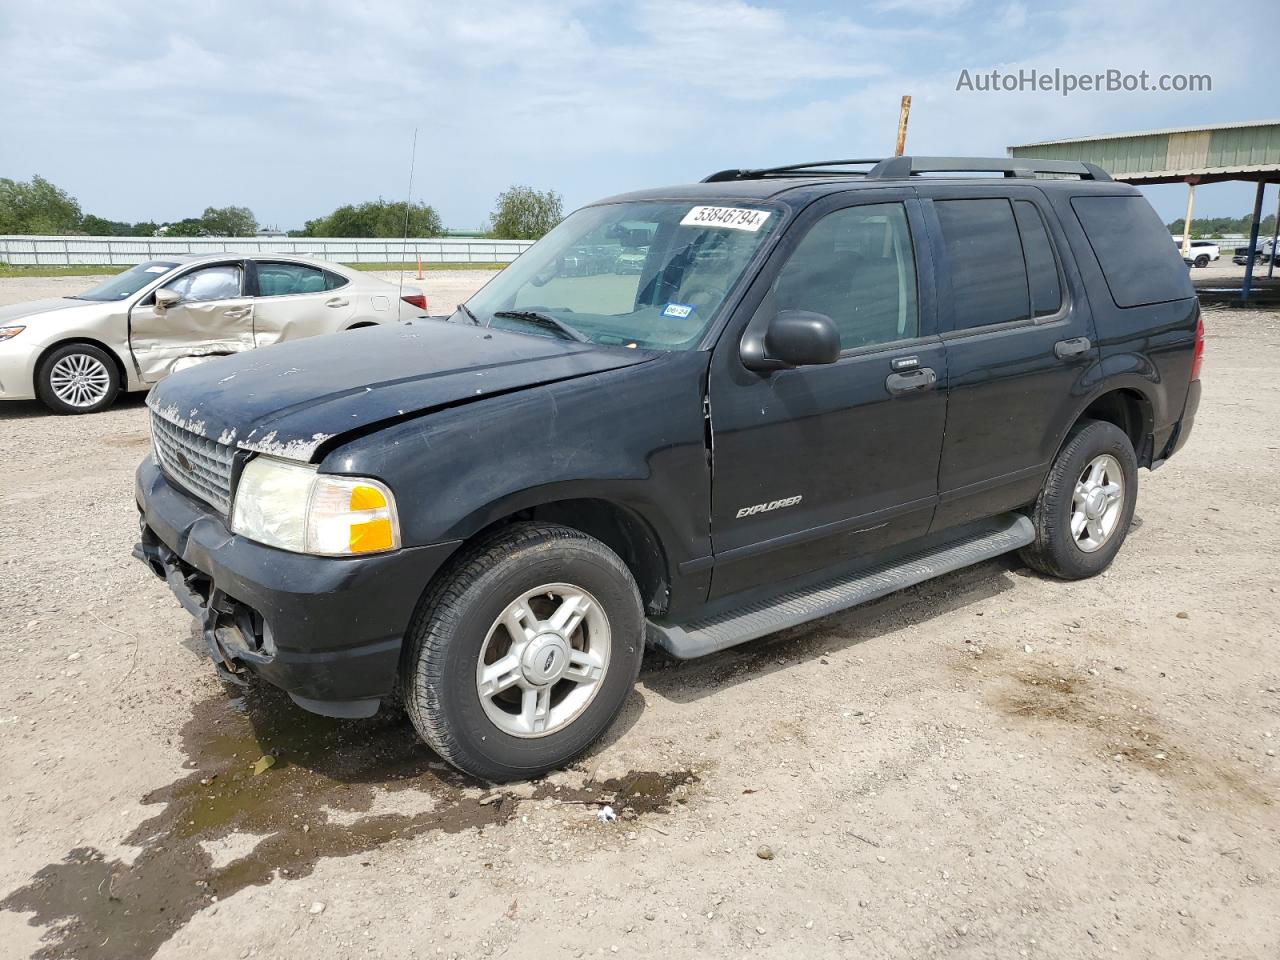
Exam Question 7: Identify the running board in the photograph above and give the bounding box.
[647,513,1034,660]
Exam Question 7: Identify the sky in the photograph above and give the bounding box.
[0,0,1274,231]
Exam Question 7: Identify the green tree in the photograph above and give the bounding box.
[0,174,82,234]
[200,205,257,236]
[301,199,442,238]
[488,185,563,240]
[161,218,206,237]
[1167,214,1278,237]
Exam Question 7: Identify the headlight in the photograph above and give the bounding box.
[0,325,26,341]
[230,456,400,556]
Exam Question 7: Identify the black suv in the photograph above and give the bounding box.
[134,156,1202,781]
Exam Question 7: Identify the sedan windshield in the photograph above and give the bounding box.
[71,260,179,302]
[463,201,779,349]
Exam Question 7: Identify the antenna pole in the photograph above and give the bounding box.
[894,96,911,157]
[397,128,419,306]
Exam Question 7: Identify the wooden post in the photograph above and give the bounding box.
[894,96,911,157]
[1180,179,1197,258]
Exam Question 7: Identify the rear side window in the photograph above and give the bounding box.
[255,261,331,297]
[1013,201,1062,317]
[1071,196,1194,307]
[935,199,1028,329]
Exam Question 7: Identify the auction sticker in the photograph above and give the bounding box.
[680,206,771,232]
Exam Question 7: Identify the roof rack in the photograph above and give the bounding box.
[702,156,1112,183]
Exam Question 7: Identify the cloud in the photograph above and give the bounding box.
[0,0,1268,227]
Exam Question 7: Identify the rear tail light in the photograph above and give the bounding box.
[1191,310,1205,380]
[401,293,428,312]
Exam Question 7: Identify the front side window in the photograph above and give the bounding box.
[255,261,336,297]
[168,264,242,302]
[463,201,779,349]
[770,202,919,350]
[71,260,179,302]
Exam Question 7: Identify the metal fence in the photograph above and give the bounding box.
[0,235,534,266]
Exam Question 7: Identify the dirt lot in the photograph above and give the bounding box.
[0,273,1277,960]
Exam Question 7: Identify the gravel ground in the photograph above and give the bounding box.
[0,274,1277,960]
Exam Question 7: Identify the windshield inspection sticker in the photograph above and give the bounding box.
[663,302,694,319]
[680,205,770,232]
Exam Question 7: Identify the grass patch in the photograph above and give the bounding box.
[0,264,131,278]
[0,261,509,279]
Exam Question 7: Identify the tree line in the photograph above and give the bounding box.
[0,174,563,241]
[1167,213,1278,239]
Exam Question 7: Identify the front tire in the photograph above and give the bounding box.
[35,343,121,414]
[1020,419,1138,580]
[1194,255,1210,268]
[402,522,644,781]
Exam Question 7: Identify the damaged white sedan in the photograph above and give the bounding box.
[0,254,429,414]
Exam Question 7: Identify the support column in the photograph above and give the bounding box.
[1242,180,1266,303]
[1269,182,1279,280]
[1180,179,1197,258]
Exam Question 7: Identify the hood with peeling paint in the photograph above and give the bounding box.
[146,320,660,461]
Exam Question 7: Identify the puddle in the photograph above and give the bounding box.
[1,683,696,960]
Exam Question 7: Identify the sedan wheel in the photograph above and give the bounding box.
[36,344,121,415]
[49,353,112,408]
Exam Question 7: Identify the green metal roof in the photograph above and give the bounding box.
[1009,120,1280,184]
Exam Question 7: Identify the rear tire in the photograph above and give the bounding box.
[402,522,644,781]
[1020,419,1138,580]
[35,343,121,414]
[1194,255,1210,268]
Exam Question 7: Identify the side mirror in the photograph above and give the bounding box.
[154,287,182,310]
[762,310,840,368]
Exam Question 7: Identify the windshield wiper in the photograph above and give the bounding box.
[491,310,590,343]
[456,302,479,325]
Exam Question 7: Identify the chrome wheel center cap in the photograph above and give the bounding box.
[521,633,570,686]
[1084,488,1107,520]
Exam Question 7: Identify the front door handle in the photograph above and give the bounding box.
[885,367,937,396]
[223,307,251,320]
[1054,336,1091,360]
[325,297,350,308]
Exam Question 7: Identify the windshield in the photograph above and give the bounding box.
[71,260,179,302]
[463,201,779,349]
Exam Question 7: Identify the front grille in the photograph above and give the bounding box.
[151,413,236,514]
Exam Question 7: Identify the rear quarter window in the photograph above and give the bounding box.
[1071,195,1194,308]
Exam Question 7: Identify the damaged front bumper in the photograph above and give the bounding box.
[133,455,459,718]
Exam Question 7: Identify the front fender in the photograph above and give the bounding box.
[322,351,714,585]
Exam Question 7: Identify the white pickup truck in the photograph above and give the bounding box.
[1174,238,1221,268]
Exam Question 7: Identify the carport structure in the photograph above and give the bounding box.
[1009,120,1280,303]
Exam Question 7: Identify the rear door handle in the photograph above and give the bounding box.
[885,367,937,396]
[1054,336,1091,359]
[325,297,349,308]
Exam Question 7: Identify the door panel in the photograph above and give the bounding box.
[917,189,1099,531]
[706,192,947,601]
[128,262,253,383]
[708,341,947,599]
